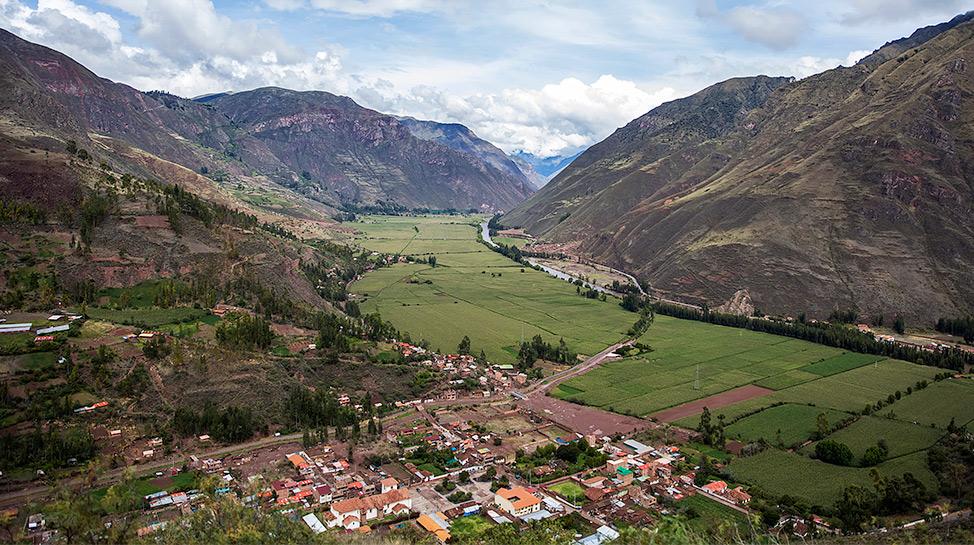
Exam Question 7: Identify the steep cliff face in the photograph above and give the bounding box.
[503,17,974,322]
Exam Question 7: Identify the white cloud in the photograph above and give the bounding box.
[272,0,445,17]
[357,75,680,156]
[844,49,871,65]
[0,0,345,96]
[726,6,807,49]
[839,0,968,24]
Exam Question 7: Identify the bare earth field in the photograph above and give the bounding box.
[650,384,774,423]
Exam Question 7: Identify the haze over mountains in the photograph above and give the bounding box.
[504,13,974,322]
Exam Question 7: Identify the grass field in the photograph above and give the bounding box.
[551,317,845,416]
[724,404,849,447]
[449,515,493,540]
[677,494,751,533]
[83,306,210,328]
[728,449,936,507]
[349,216,634,363]
[878,379,974,428]
[548,481,586,502]
[805,416,943,459]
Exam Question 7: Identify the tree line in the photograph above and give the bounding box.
[642,300,974,371]
[517,334,576,369]
[936,316,974,344]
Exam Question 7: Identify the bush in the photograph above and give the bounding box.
[815,439,854,466]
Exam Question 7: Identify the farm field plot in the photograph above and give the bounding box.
[806,416,944,459]
[724,404,849,447]
[674,359,942,429]
[728,449,936,507]
[879,379,974,428]
[677,494,751,534]
[551,316,845,416]
[349,216,633,363]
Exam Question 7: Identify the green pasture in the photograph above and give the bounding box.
[803,416,943,459]
[728,449,936,507]
[878,378,974,428]
[349,216,633,363]
[724,404,849,447]
[552,317,843,416]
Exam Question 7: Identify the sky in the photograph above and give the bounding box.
[1,0,971,156]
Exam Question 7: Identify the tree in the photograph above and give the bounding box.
[428,255,437,267]
[815,439,855,466]
[457,335,471,355]
[815,412,830,440]
[894,315,906,334]
[835,485,876,532]
[861,439,889,467]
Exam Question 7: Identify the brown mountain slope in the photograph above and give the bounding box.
[0,28,530,215]
[503,16,974,323]
[207,88,533,211]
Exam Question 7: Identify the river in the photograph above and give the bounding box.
[480,220,613,295]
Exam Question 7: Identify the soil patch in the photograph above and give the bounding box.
[650,385,774,423]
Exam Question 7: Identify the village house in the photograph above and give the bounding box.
[327,488,412,530]
[494,487,542,518]
[416,512,451,542]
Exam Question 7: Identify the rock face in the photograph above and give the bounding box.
[503,14,974,323]
[398,116,535,195]
[0,29,532,213]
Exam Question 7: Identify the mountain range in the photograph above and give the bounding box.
[509,150,584,188]
[0,28,532,214]
[503,13,974,322]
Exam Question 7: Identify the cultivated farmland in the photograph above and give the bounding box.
[728,449,937,508]
[878,378,974,428]
[349,216,634,363]
[551,316,846,416]
[804,416,944,459]
[724,404,848,447]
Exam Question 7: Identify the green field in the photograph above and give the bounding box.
[879,379,974,428]
[349,216,634,363]
[448,515,493,540]
[551,317,845,416]
[676,494,751,533]
[724,404,849,447]
[728,449,936,507]
[674,359,942,430]
[805,416,943,459]
[548,481,586,502]
[83,306,210,328]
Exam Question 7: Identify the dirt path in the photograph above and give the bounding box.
[520,339,633,398]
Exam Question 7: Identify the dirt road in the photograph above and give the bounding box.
[521,339,633,397]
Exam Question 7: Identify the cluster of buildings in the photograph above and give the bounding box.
[391,341,529,402]
[0,314,77,342]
